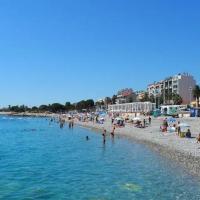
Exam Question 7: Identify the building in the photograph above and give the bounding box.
[160,105,187,115]
[108,102,156,113]
[116,88,137,104]
[191,98,200,107]
[147,73,196,105]
[163,73,196,104]
[135,90,146,101]
[147,81,163,97]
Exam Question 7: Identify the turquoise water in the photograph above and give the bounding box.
[0,116,200,200]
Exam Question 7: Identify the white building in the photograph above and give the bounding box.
[108,102,156,113]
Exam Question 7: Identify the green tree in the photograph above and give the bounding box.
[112,95,117,104]
[39,105,49,112]
[9,105,29,112]
[141,92,150,102]
[65,102,72,112]
[76,99,94,111]
[149,95,155,103]
[193,85,200,107]
[50,103,65,113]
[31,106,38,112]
[95,100,104,107]
[159,91,164,105]
[85,99,95,109]
[104,97,112,105]
[172,93,182,105]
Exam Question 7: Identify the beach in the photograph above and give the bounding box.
[71,116,200,176]
[1,115,200,199]
[1,111,200,176]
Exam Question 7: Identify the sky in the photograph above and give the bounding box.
[0,0,200,107]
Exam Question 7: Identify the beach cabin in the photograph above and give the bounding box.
[160,105,187,116]
[108,102,156,115]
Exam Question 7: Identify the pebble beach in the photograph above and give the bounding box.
[1,112,200,176]
[72,116,200,176]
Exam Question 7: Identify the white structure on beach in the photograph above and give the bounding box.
[108,102,156,113]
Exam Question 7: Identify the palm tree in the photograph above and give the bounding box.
[193,85,200,107]
[172,93,182,105]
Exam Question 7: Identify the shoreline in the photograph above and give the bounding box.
[0,111,55,118]
[1,112,200,176]
[72,118,200,177]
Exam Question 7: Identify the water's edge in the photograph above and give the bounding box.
[76,123,200,177]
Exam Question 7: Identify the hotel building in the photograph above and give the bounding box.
[147,73,196,105]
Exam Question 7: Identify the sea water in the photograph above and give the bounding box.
[0,116,200,200]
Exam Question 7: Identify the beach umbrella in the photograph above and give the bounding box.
[178,123,190,128]
[167,117,176,123]
[115,117,124,121]
[132,117,141,121]
[178,123,190,132]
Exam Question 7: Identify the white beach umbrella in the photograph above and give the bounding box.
[178,123,190,128]
[115,117,124,121]
[132,117,142,121]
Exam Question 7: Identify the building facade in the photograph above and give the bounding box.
[116,88,137,104]
[108,102,156,113]
[147,81,163,97]
[135,90,146,101]
[163,73,196,104]
[147,73,196,105]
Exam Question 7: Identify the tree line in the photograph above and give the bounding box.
[2,85,199,113]
[0,99,95,113]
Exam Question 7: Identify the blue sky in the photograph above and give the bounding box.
[0,0,200,106]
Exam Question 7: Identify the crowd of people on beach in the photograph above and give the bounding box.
[159,117,200,144]
[50,112,200,146]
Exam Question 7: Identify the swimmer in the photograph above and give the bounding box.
[102,129,106,144]
[111,131,115,138]
[86,136,89,141]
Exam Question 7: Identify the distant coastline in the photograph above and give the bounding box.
[0,111,54,117]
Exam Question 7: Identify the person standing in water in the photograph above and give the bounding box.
[111,126,115,138]
[86,136,89,141]
[60,122,64,129]
[102,129,106,144]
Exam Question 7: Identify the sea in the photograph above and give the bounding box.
[0,116,200,200]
